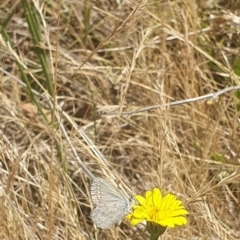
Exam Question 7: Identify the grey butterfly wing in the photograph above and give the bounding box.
[91,177,128,205]
[90,177,131,229]
[91,201,128,229]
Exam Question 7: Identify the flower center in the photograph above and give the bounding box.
[149,207,161,221]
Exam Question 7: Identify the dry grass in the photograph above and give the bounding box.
[0,0,240,239]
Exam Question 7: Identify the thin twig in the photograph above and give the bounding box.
[99,85,240,116]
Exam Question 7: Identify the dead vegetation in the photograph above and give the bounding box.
[0,0,240,239]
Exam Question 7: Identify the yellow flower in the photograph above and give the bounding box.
[127,188,188,228]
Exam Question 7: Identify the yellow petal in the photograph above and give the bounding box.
[131,218,144,226]
[135,195,146,204]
